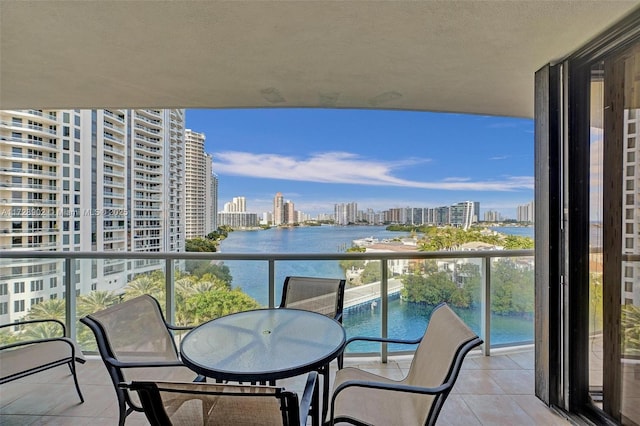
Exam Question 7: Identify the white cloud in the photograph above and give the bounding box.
[213,151,533,191]
[442,177,472,182]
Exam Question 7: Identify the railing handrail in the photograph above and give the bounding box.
[0,249,534,261]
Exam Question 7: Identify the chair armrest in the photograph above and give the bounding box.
[299,371,317,426]
[327,379,450,425]
[343,335,422,351]
[166,323,195,332]
[334,379,449,396]
[0,336,71,352]
[100,354,187,370]
[0,318,66,335]
[0,336,85,383]
[0,336,84,363]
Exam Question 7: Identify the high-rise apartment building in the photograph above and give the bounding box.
[222,197,246,213]
[273,192,284,226]
[623,108,639,305]
[449,201,477,229]
[233,197,246,212]
[210,172,218,231]
[218,196,257,228]
[284,200,295,224]
[0,109,185,323]
[184,129,214,238]
[484,210,502,222]
[334,202,357,225]
[517,201,535,223]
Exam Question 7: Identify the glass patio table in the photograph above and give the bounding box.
[180,308,346,425]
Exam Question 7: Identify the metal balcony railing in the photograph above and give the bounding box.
[0,249,535,361]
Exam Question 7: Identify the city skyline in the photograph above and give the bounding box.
[186,108,534,219]
[219,192,533,224]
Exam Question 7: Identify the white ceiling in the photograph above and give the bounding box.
[1,1,639,118]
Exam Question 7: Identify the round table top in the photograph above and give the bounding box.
[180,308,346,382]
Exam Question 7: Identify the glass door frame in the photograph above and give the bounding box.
[535,9,640,425]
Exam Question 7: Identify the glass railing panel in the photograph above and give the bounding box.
[218,259,270,308]
[174,258,262,328]
[275,259,347,305]
[388,257,483,353]
[489,256,535,347]
[0,250,535,358]
[341,259,384,353]
[75,257,146,351]
[0,256,66,328]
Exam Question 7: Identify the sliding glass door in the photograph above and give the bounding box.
[583,41,640,425]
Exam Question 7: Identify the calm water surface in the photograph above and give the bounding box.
[218,225,534,352]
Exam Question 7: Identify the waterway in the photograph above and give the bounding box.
[218,225,534,352]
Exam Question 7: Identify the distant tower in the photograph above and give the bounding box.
[517,201,535,223]
[284,200,295,224]
[211,172,218,230]
[273,192,284,225]
[184,129,209,238]
[450,201,476,230]
[233,196,246,212]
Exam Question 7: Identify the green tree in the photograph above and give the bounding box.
[21,321,64,340]
[589,272,603,334]
[77,290,119,317]
[184,261,232,283]
[0,328,19,345]
[360,261,383,284]
[183,289,260,324]
[454,262,482,307]
[491,259,534,315]
[185,237,219,252]
[503,235,534,249]
[26,298,66,322]
[401,272,457,305]
[124,272,164,301]
[621,304,640,356]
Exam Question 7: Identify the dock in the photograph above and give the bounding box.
[343,278,404,309]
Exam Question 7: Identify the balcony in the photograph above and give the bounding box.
[0,249,535,350]
[1,136,58,150]
[0,250,563,425]
[0,346,571,425]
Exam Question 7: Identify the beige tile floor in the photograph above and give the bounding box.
[0,347,572,425]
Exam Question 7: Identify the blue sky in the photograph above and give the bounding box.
[186,109,534,219]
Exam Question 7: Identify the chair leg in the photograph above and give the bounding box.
[116,392,136,426]
[118,400,128,426]
[67,360,85,403]
[311,375,320,426]
[320,364,330,423]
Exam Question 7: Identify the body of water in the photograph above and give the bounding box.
[489,226,534,238]
[218,225,411,304]
[218,225,534,352]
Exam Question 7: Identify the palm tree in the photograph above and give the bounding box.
[77,290,119,316]
[174,276,198,298]
[26,299,66,322]
[124,274,164,301]
[21,321,63,340]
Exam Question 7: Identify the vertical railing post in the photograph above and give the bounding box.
[481,255,492,356]
[268,259,275,308]
[64,257,75,339]
[381,260,389,363]
[165,258,175,323]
